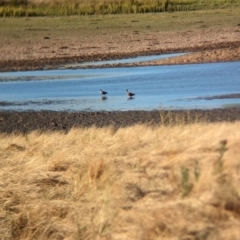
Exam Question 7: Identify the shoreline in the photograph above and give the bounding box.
[1,107,240,133]
[1,19,240,72]
[1,42,240,72]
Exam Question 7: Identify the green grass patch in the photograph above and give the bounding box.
[0,7,239,49]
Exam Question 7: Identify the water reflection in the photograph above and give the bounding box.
[127,97,135,100]
[101,96,108,101]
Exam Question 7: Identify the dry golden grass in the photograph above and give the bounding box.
[1,122,240,239]
[1,0,239,17]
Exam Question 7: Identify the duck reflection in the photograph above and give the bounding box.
[127,96,135,100]
[101,96,108,101]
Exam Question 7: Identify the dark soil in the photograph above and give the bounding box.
[1,108,240,134]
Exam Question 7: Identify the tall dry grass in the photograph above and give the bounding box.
[1,122,240,239]
[1,0,240,16]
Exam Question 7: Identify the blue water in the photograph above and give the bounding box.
[0,61,240,112]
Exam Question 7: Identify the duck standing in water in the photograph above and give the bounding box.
[100,89,108,95]
[126,89,135,97]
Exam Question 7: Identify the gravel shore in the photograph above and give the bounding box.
[1,108,240,133]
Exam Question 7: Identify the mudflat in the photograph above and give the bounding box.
[0,8,240,71]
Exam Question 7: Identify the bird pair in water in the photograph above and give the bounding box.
[100,89,135,97]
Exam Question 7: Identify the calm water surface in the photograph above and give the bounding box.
[0,61,240,112]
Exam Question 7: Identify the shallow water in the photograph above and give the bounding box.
[0,61,240,112]
[66,53,186,67]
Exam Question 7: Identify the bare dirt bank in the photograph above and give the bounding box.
[1,26,240,71]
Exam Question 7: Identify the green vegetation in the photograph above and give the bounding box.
[0,0,240,16]
[214,139,228,174]
[180,165,192,197]
[180,140,229,198]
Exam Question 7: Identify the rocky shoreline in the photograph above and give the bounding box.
[1,108,240,134]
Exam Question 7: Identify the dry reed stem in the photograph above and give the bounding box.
[1,122,240,239]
